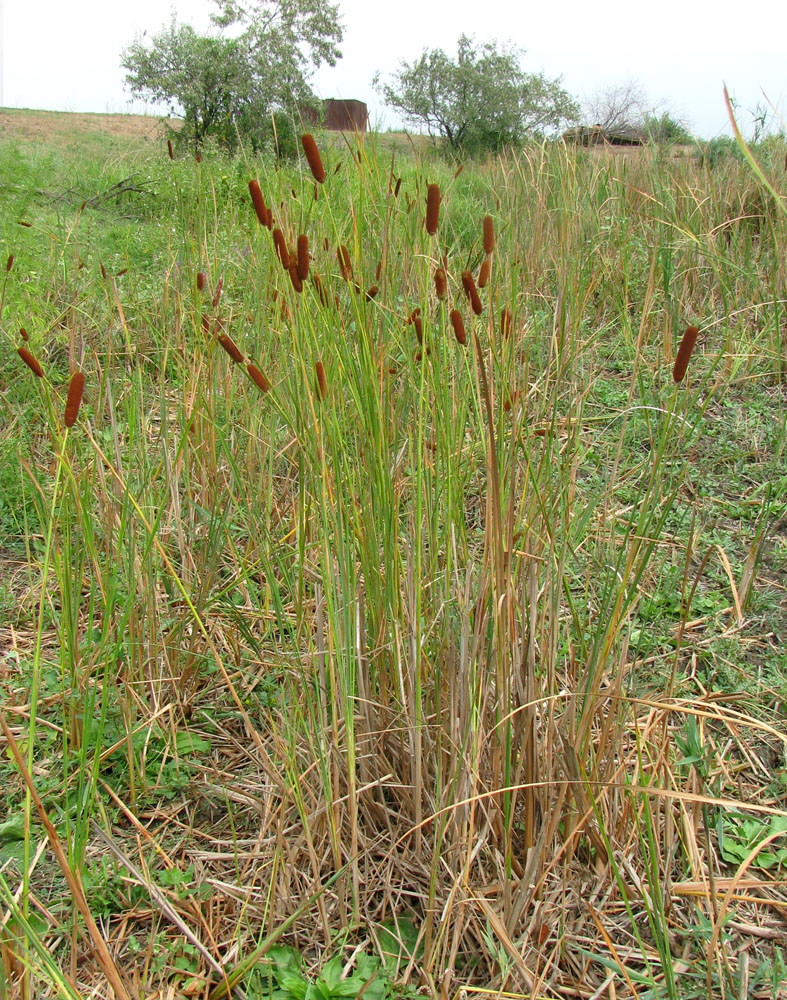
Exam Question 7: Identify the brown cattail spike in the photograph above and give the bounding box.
[20,327,29,342]
[18,346,43,377]
[167,139,174,160]
[482,215,495,255]
[301,134,326,184]
[450,309,466,346]
[315,360,327,399]
[247,363,270,393]
[212,276,224,309]
[64,371,85,428]
[218,333,244,364]
[197,271,206,292]
[273,230,289,270]
[6,255,13,272]
[461,270,483,316]
[500,307,513,339]
[297,235,309,281]
[412,315,423,345]
[393,177,402,198]
[454,164,465,179]
[365,285,379,301]
[425,184,441,236]
[673,325,700,383]
[288,262,303,294]
[434,268,447,300]
[337,245,352,282]
[478,259,491,289]
[248,179,267,226]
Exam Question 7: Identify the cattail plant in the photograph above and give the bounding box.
[301,134,326,184]
[212,276,224,309]
[434,268,447,300]
[288,262,304,294]
[461,270,483,316]
[411,315,424,345]
[454,164,465,179]
[64,371,85,428]
[673,325,700,382]
[393,177,402,198]
[18,220,32,228]
[218,333,244,363]
[450,309,467,346]
[337,245,352,282]
[20,327,29,342]
[246,362,270,393]
[297,235,310,281]
[18,346,44,377]
[6,255,13,272]
[167,139,174,160]
[500,307,513,339]
[315,360,328,399]
[365,285,379,301]
[248,180,268,226]
[273,230,290,270]
[197,272,206,292]
[425,184,441,235]
[483,215,495,255]
[478,259,491,289]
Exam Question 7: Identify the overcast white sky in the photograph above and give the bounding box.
[1,0,784,138]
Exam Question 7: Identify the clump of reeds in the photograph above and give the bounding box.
[18,346,44,378]
[425,184,441,235]
[461,270,483,315]
[301,134,326,184]
[450,309,467,345]
[673,325,700,382]
[64,371,85,428]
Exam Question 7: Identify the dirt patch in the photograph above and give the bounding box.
[0,108,172,146]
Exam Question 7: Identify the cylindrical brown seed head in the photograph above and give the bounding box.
[248,179,267,226]
[434,267,447,300]
[393,177,402,198]
[478,258,491,289]
[375,260,382,281]
[500,307,513,339]
[20,327,29,342]
[450,309,467,346]
[296,234,309,281]
[425,184,441,236]
[301,134,326,184]
[196,152,202,163]
[246,362,270,393]
[212,276,223,309]
[167,139,174,160]
[461,270,483,315]
[673,325,700,383]
[64,371,85,428]
[337,245,352,281]
[482,215,495,255]
[218,333,244,363]
[413,315,423,344]
[18,346,43,377]
[100,263,107,280]
[6,254,13,272]
[454,164,465,179]
[288,262,303,293]
[197,271,206,292]
[365,285,379,301]
[315,360,327,399]
[201,313,210,333]
[272,229,289,270]
[18,220,32,228]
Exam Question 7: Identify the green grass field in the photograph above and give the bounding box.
[0,112,786,1000]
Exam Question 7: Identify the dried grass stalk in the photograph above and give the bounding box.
[64,371,85,427]
[301,134,326,184]
[673,325,700,382]
[18,346,43,377]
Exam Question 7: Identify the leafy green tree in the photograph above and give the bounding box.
[374,35,578,155]
[122,0,343,151]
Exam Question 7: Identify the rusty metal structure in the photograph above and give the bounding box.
[324,99,368,133]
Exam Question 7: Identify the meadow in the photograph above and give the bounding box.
[0,110,786,1000]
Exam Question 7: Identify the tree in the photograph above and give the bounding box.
[374,36,578,155]
[583,80,692,143]
[122,0,343,150]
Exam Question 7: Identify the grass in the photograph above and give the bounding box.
[0,117,786,1000]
